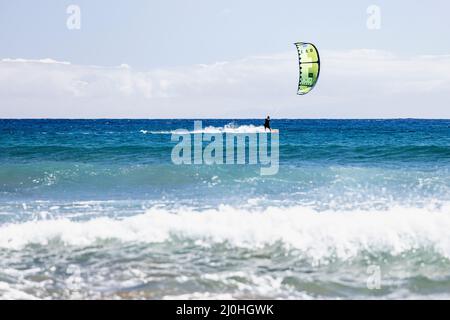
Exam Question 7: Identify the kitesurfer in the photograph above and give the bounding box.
[264,116,271,132]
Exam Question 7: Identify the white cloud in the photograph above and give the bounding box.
[1,58,71,65]
[0,50,449,118]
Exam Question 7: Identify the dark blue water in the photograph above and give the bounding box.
[0,119,449,299]
[1,119,449,204]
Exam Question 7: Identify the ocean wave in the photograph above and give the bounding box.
[1,205,449,262]
[140,123,272,135]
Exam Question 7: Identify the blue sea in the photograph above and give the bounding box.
[1,119,450,299]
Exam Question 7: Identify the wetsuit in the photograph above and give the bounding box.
[264,118,271,131]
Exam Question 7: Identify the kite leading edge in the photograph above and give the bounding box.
[294,42,320,95]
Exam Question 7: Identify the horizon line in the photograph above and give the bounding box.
[1,118,449,121]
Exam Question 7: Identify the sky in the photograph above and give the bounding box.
[0,0,449,118]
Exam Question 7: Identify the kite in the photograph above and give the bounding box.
[294,42,320,95]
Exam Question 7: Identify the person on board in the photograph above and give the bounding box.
[264,116,271,132]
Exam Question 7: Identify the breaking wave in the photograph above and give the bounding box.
[1,204,450,262]
[140,123,272,135]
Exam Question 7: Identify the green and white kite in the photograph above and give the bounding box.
[294,42,320,95]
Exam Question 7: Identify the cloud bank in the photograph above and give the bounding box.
[1,50,450,118]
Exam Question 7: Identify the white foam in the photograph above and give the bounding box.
[171,270,307,300]
[0,205,450,262]
[140,124,272,135]
[0,282,38,300]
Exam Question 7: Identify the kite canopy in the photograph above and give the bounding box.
[294,42,320,95]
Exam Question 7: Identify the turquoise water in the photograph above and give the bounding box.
[0,119,450,299]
